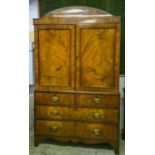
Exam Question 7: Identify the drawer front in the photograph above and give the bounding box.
[76,94,119,108]
[36,120,73,136]
[35,106,73,120]
[35,92,74,106]
[75,123,118,141]
[74,108,118,124]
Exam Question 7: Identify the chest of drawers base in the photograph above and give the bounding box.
[34,91,120,155]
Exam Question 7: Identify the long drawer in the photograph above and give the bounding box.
[35,120,73,136]
[75,123,118,141]
[35,106,118,123]
[36,120,118,141]
[35,92,119,109]
[35,92,74,106]
[76,94,119,109]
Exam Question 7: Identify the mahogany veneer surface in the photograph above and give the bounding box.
[34,6,120,155]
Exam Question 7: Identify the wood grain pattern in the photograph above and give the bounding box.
[35,106,73,120]
[34,25,75,90]
[75,123,118,141]
[34,26,39,88]
[35,121,118,141]
[33,16,120,25]
[36,120,74,136]
[74,108,118,124]
[39,29,70,86]
[35,105,118,124]
[35,92,74,107]
[33,7,121,154]
[114,24,121,90]
[76,94,120,109]
[76,24,119,91]
[80,28,115,87]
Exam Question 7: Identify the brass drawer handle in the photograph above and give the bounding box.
[93,112,101,119]
[51,96,59,102]
[94,98,101,104]
[51,110,59,115]
[93,129,100,135]
[50,126,59,132]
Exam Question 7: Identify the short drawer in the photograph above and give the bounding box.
[35,120,73,136]
[74,108,119,124]
[76,94,119,109]
[35,92,74,106]
[35,106,73,120]
[75,123,118,141]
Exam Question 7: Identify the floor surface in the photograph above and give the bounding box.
[29,129,125,155]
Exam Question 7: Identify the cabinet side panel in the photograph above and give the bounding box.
[34,26,39,87]
[114,24,121,89]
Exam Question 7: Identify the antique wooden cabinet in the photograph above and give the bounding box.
[33,6,120,154]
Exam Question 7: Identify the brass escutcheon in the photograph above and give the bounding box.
[51,96,59,102]
[51,110,59,115]
[51,126,59,132]
[94,97,101,104]
[93,112,101,119]
[93,129,100,135]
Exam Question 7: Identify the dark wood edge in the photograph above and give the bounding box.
[34,134,119,144]
[34,90,120,95]
[33,16,120,25]
[35,104,119,109]
[35,119,119,125]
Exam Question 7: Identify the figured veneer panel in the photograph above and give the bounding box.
[76,25,117,91]
[35,105,118,124]
[35,92,74,107]
[36,120,74,136]
[33,6,121,154]
[76,94,119,109]
[36,25,75,90]
[75,123,118,141]
[35,106,73,120]
[74,108,118,124]
[39,29,71,87]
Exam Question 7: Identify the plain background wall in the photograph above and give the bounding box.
[29,0,39,85]
[29,0,39,129]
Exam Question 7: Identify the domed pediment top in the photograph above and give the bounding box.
[45,6,112,17]
[33,6,120,25]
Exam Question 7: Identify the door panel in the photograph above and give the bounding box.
[76,24,118,91]
[38,25,75,90]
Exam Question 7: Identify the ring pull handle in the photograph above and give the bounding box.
[51,96,59,102]
[50,126,59,132]
[93,112,101,119]
[93,129,100,135]
[51,110,59,116]
[94,97,101,104]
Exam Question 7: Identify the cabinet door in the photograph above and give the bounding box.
[35,25,75,90]
[76,24,120,91]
